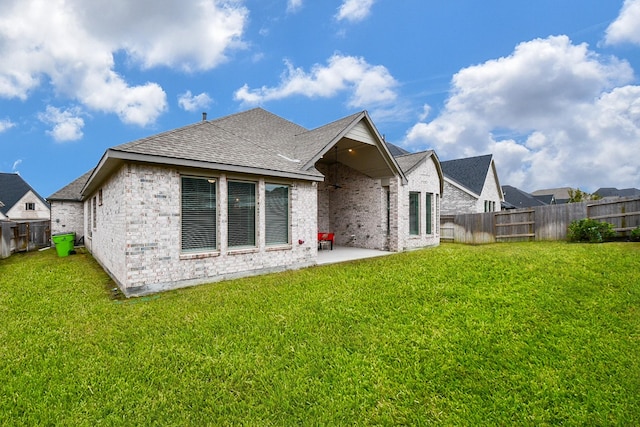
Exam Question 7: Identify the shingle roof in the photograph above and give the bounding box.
[502,185,547,208]
[594,187,640,198]
[385,142,410,157]
[395,150,433,175]
[48,170,94,201]
[82,108,406,196]
[440,154,493,195]
[111,108,316,178]
[0,173,49,215]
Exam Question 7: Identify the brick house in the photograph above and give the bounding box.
[47,169,93,240]
[439,154,503,214]
[53,108,443,296]
[0,173,50,221]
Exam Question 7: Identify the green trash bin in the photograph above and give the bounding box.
[52,232,75,257]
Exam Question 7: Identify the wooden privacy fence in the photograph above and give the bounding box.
[0,220,51,259]
[440,197,640,244]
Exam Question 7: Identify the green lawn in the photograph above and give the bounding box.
[1,242,639,425]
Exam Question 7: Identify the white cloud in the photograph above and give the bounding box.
[12,159,22,171]
[234,54,398,108]
[38,106,85,142]
[178,91,213,112]
[0,0,247,126]
[0,118,15,133]
[405,35,640,192]
[605,0,640,45]
[336,0,375,22]
[287,0,303,13]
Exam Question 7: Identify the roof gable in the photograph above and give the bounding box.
[395,150,444,194]
[83,108,407,197]
[441,154,493,196]
[0,173,49,214]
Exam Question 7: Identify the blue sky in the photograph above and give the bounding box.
[1,0,639,197]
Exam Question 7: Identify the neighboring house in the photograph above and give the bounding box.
[0,173,50,221]
[531,187,572,204]
[439,154,503,215]
[502,185,549,209]
[53,108,443,296]
[594,187,640,200]
[47,170,93,240]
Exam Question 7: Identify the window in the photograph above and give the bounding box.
[385,188,391,235]
[409,192,420,235]
[92,197,97,229]
[181,176,217,252]
[265,183,289,245]
[87,202,92,237]
[228,181,256,248]
[426,193,433,234]
[98,189,103,206]
[25,202,35,211]
[484,200,496,212]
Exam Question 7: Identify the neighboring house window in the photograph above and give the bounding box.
[484,200,496,212]
[409,192,420,235]
[228,181,256,248]
[98,189,103,206]
[92,197,97,229]
[426,193,433,234]
[181,176,217,252]
[25,202,35,210]
[265,183,289,246]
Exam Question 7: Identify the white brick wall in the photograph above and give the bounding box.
[317,162,390,250]
[86,163,317,296]
[398,156,441,250]
[50,201,83,238]
[441,166,502,215]
[5,191,49,221]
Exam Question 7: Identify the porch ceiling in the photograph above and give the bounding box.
[316,138,395,179]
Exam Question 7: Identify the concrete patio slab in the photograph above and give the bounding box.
[316,246,394,265]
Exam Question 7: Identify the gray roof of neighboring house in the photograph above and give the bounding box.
[594,187,640,198]
[0,173,49,215]
[440,154,493,196]
[385,142,410,157]
[82,108,406,197]
[48,170,94,201]
[531,187,572,200]
[502,185,547,208]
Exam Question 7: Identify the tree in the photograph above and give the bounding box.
[567,188,600,203]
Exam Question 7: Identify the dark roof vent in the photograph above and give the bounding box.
[202,112,207,121]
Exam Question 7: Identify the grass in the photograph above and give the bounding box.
[1,242,639,425]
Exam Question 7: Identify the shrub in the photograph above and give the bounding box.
[631,226,640,242]
[568,218,616,243]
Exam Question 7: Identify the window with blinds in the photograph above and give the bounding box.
[426,192,433,234]
[181,176,217,252]
[409,192,420,235]
[265,183,289,245]
[228,181,256,248]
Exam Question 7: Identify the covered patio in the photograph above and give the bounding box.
[314,126,403,252]
[316,245,394,265]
